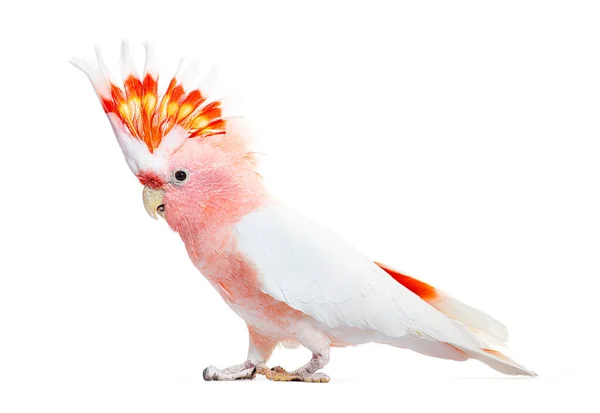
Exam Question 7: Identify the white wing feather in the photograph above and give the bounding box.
[234,202,481,348]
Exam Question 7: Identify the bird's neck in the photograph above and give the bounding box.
[168,169,270,267]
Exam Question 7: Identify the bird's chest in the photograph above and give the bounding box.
[193,247,304,339]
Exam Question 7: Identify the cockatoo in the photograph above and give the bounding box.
[72,43,535,382]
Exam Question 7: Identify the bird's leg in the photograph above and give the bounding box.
[203,326,277,381]
[258,332,331,383]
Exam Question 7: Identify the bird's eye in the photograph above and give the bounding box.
[174,170,187,182]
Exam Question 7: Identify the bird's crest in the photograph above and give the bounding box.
[71,42,228,175]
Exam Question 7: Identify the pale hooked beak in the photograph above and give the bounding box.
[142,186,166,220]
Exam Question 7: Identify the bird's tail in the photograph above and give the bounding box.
[376,262,536,376]
[376,262,509,346]
[455,346,536,376]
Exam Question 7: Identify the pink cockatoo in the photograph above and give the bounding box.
[72,43,535,382]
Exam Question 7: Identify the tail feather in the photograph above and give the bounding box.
[462,347,537,376]
[433,293,508,346]
[377,262,535,376]
[376,262,508,347]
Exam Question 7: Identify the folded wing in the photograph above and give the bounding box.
[234,202,476,346]
[234,202,535,376]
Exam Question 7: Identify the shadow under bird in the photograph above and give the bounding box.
[71,42,536,382]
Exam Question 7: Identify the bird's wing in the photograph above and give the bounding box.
[234,202,475,344]
[234,202,537,376]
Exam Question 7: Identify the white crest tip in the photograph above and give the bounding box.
[143,42,158,78]
[120,39,138,79]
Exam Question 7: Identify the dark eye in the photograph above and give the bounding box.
[174,170,187,182]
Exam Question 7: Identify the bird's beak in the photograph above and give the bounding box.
[142,186,166,220]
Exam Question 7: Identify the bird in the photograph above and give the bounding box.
[71,42,535,382]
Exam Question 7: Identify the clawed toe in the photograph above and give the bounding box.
[203,365,219,381]
[301,372,330,383]
[256,365,330,383]
[203,364,256,381]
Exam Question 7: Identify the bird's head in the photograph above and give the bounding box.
[72,43,264,234]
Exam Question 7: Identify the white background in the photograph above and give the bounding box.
[1,1,598,411]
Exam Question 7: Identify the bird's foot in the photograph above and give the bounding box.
[256,364,330,383]
[203,361,257,381]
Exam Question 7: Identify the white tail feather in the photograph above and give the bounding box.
[431,292,509,347]
[458,346,537,376]
[431,294,535,375]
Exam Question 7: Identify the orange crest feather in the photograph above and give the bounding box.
[102,73,225,153]
[72,42,228,156]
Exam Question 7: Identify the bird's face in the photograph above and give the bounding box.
[140,138,251,235]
